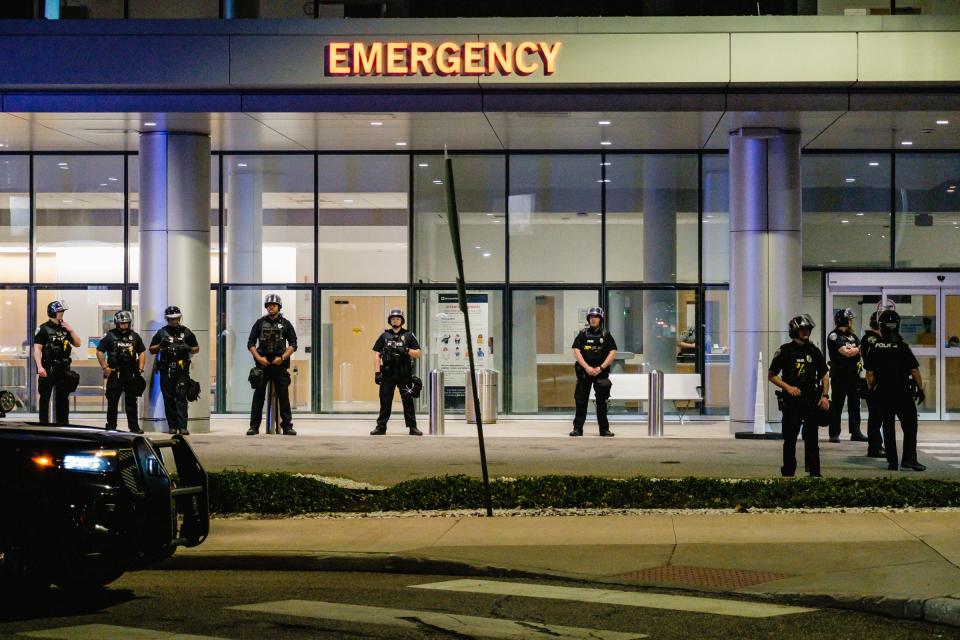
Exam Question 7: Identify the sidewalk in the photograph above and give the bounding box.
[174,510,960,626]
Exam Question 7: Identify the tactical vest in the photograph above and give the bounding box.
[156,326,191,367]
[107,329,138,369]
[379,330,412,373]
[257,316,287,356]
[39,322,72,367]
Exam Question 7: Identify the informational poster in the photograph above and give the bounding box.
[433,293,491,406]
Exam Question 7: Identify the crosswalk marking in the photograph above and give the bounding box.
[919,450,960,454]
[20,624,228,640]
[931,456,960,461]
[410,579,816,618]
[915,443,960,447]
[229,600,645,639]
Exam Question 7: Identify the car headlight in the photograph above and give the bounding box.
[61,450,117,473]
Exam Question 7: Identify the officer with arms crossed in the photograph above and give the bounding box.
[827,308,867,443]
[97,310,146,433]
[371,308,422,436]
[149,306,200,435]
[34,300,82,425]
[860,311,886,458]
[246,294,298,436]
[768,314,831,477]
[571,306,617,438]
[865,309,926,472]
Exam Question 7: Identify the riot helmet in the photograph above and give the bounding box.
[264,294,282,310]
[878,309,901,338]
[788,314,815,340]
[834,308,855,328]
[868,311,880,330]
[387,308,405,326]
[46,300,68,318]
[585,307,604,325]
[114,310,133,328]
[164,306,182,320]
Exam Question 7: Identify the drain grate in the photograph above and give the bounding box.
[616,565,791,589]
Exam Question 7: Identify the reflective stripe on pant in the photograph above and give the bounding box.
[781,400,822,476]
[573,374,610,433]
[37,373,70,425]
[881,395,919,466]
[105,370,140,430]
[377,376,417,430]
[250,364,293,429]
[829,373,861,438]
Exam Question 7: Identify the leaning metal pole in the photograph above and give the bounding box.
[443,149,493,517]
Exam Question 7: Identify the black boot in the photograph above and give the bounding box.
[408,426,423,436]
[129,426,143,434]
[599,430,615,437]
[370,426,387,435]
[246,426,259,436]
[282,426,297,436]
[569,428,583,437]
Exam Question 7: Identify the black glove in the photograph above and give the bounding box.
[375,371,382,385]
[915,388,926,406]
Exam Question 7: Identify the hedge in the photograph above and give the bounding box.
[206,471,960,514]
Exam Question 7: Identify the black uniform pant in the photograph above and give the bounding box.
[782,399,822,476]
[105,370,139,431]
[881,395,919,467]
[864,386,885,454]
[573,373,611,433]
[377,376,417,430]
[250,364,292,430]
[159,371,189,431]
[829,372,862,438]
[38,372,70,425]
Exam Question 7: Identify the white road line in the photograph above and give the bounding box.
[410,579,816,618]
[919,450,960,454]
[952,464,960,469]
[229,600,645,640]
[932,456,960,462]
[915,443,960,447]
[20,624,229,640]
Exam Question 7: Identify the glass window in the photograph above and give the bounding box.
[130,156,220,283]
[702,154,729,283]
[0,156,29,283]
[508,155,601,283]
[317,155,409,284]
[802,154,891,268]
[320,289,407,413]
[803,271,823,331]
[606,288,698,416]
[895,154,960,268]
[224,287,312,413]
[416,289,503,412]
[413,154,505,283]
[33,287,122,413]
[703,287,729,415]
[224,156,313,284]
[35,156,125,283]
[129,0,218,18]
[0,289,29,414]
[605,155,699,283]
[510,289,599,413]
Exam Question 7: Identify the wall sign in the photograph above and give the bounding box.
[326,41,562,77]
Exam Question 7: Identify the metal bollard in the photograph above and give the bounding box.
[429,369,445,435]
[266,378,280,434]
[648,369,664,437]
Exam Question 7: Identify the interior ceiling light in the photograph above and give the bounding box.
[869,162,880,167]
[369,121,383,126]
[845,177,856,183]
[237,163,248,167]
[600,141,612,146]
[144,122,157,127]
[598,120,611,126]
[901,140,913,146]
[395,142,407,146]
[418,163,429,167]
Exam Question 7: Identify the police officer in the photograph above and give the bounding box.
[97,310,146,433]
[33,300,81,425]
[768,315,831,477]
[246,294,298,436]
[864,310,926,472]
[371,308,422,436]
[571,306,617,437]
[827,308,866,443]
[860,311,885,458]
[677,326,697,363]
[148,306,200,435]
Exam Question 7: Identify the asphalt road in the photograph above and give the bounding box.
[1,570,957,639]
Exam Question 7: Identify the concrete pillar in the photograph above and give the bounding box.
[140,132,211,433]
[225,163,264,412]
[642,155,679,374]
[728,129,802,434]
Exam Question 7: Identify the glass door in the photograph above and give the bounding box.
[944,292,960,420]
[883,289,939,419]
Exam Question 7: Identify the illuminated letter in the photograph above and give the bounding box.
[514,41,538,75]
[486,41,513,75]
[386,42,408,75]
[462,42,486,75]
[354,42,383,75]
[538,41,561,75]
[409,41,435,75]
[436,42,461,75]
[327,42,352,75]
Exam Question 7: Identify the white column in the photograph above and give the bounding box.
[140,132,211,433]
[728,129,802,434]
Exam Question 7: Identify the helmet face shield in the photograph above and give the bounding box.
[834,308,855,327]
[114,310,133,327]
[264,294,283,310]
[789,314,815,339]
[47,300,68,318]
[585,307,604,325]
[387,308,405,325]
[164,305,182,320]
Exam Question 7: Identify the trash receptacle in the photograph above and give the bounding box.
[465,368,498,424]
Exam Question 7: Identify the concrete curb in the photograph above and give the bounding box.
[166,552,960,629]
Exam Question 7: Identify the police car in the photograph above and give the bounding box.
[0,423,208,592]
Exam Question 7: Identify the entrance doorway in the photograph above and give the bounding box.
[826,272,960,420]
